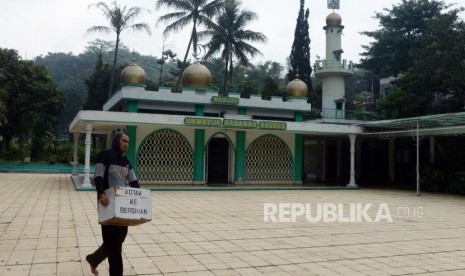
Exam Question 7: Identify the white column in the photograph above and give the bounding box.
[337,140,341,181]
[347,134,357,187]
[82,123,93,188]
[72,133,79,176]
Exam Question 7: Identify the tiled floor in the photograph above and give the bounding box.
[1,173,465,275]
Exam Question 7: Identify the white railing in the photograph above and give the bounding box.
[314,59,355,72]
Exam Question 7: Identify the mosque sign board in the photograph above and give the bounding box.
[259,121,287,131]
[211,96,239,105]
[223,119,258,129]
[184,117,222,127]
[184,117,287,131]
[98,187,152,226]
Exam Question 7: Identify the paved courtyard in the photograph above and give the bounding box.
[1,173,465,276]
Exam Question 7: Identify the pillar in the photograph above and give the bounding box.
[126,125,137,175]
[294,111,303,122]
[235,131,246,182]
[195,104,204,116]
[294,134,303,184]
[347,134,357,187]
[337,140,342,181]
[128,99,138,113]
[82,123,93,188]
[193,129,205,184]
[193,104,205,184]
[127,100,138,174]
[72,133,79,176]
[355,139,362,182]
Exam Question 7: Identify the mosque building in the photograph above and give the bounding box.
[69,8,465,190]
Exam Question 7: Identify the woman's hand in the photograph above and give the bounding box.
[98,193,109,206]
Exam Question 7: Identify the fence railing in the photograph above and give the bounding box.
[319,108,380,121]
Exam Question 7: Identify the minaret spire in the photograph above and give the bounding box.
[314,0,353,120]
[327,0,340,11]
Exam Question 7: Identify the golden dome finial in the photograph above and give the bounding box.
[120,58,146,86]
[286,68,308,97]
[326,12,342,26]
[182,63,212,89]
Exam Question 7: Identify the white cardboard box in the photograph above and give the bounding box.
[98,187,152,226]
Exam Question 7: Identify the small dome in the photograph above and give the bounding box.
[286,78,308,97]
[326,12,342,26]
[182,63,212,88]
[121,63,146,85]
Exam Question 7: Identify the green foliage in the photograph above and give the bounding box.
[87,1,151,99]
[157,49,178,85]
[261,77,279,100]
[35,43,173,134]
[360,0,465,116]
[84,53,113,110]
[0,48,65,153]
[421,164,445,192]
[399,10,465,115]
[237,80,259,98]
[287,0,312,95]
[360,0,455,76]
[377,87,414,119]
[199,0,267,94]
[421,163,461,193]
[421,137,465,194]
[0,90,6,124]
[156,0,224,90]
[0,141,23,161]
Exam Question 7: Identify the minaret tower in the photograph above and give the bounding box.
[314,0,353,119]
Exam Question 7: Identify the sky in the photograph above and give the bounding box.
[0,0,464,66]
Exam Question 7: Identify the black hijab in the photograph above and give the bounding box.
[111,132,125,155]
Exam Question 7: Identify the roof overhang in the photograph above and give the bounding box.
[69,110,363,136]
[360,112,465,136]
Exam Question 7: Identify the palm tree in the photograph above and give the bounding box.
[87,1,151,99]
[156,0,224,91]
[199,0,266,94]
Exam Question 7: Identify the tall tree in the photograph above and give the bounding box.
[360,0,465,116]
[0,93,6,125]
[359,0,453,77]
[0,48,65,152]
[247,61,284,88]
[199,0,267,94]
[261,77,279,100]
[287,0,312,95]
[400,12,465,115]
[157,47,177,85]
[84,53,113,111]
[156,0,224,91]
[87,1,151,99]
[377,87,415,119]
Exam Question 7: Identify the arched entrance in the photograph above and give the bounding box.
[207,137,230,185]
